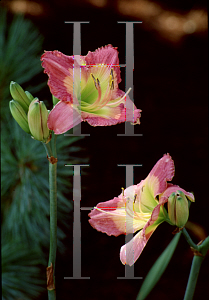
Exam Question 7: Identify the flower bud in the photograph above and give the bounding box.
[52,95,60,106]
[10,81,32,112]
[168,190,189,228]
[28,98,50,142]
[25,91,34,102]
[9,100,30,133]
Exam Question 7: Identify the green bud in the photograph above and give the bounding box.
[25,91,34,102]
[10,81,31,112]
[9,100,30,134]
[52,95,60,106]
[28,98,50,142]
[168,190,189,228]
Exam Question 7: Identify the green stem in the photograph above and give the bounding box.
[199,236,209,256]
[182,229,209,300]
[182,228,198,250]
[183,255,204,300]
[43,139,53,157]
[48,289,56,300]
[47,132,57,300]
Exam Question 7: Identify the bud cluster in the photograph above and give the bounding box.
[9,81,50,143]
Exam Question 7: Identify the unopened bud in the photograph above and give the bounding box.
[10,81,32,112]
[25,91,34,102]
[52,95,60,106]
[28,98,50,142]
[168,190,189,228]
[9,100,30,133]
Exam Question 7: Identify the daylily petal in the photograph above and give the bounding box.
[83,115,123,127]
[120,201,166,266]
[159,183,195,203]
[114,91,141,124]
[120,223,160,266]
[120,230,144,266]
[82,104,123,126]
[85,44,121,85]
[146,153,175,197]
[143,200,167,236]
[88,195,147,236]
[137,154,175,213]
[88,197,126,236]
[82,92,141,126]
[47,101,82,134]
[41,51,75,102]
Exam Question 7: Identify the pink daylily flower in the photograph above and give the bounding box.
[41,45,141,134]
[88,154,194,266]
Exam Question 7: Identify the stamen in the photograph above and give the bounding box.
[84,70,130,113]
[126,200,150,221]
[109,68,114,90]
[95,206,126,216]
[91,73,97,89]
[121,187,125,197]
[84,76,102,110]
[96,78,100,88]
[106,87,132,107]
[87,87,112,112]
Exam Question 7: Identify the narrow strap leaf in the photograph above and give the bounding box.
[136,232,181,300]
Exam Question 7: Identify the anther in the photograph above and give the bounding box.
[109,68,114,90]
[91,73,97,89]
[96,78,100,88]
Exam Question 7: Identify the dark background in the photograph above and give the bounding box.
[2,0,208,299]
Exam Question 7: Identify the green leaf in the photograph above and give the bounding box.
[2,237,45,300]
[0,8,45,118]
[136,232,181,300]
[1,115,88,253]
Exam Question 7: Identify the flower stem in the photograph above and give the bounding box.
[182,229,209,300]
[46,132,57,299]
[43,139,53,157]
[183,255,204,300]
[182,228,198,250]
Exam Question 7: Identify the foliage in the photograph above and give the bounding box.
[2,236,45,300]
[1,115,87,253]
[136,232,182,300]
[0,8,45,116]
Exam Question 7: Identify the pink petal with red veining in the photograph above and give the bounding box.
[41,50,74,102]
[88,197,126,236]
[120,230,146,266]
[120,203,165,266]
[120,224,160,266]
[83,115,124,126]
[159,183,195,203]
[120,198,167,265]
[141,154,175,198]
[82,104,124,126]
[116,91,141,124]
[82,92,141,127]
[85,45,121,84]
[143,199,167,236]
[89,186,149,237]
[47,101,82,134]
